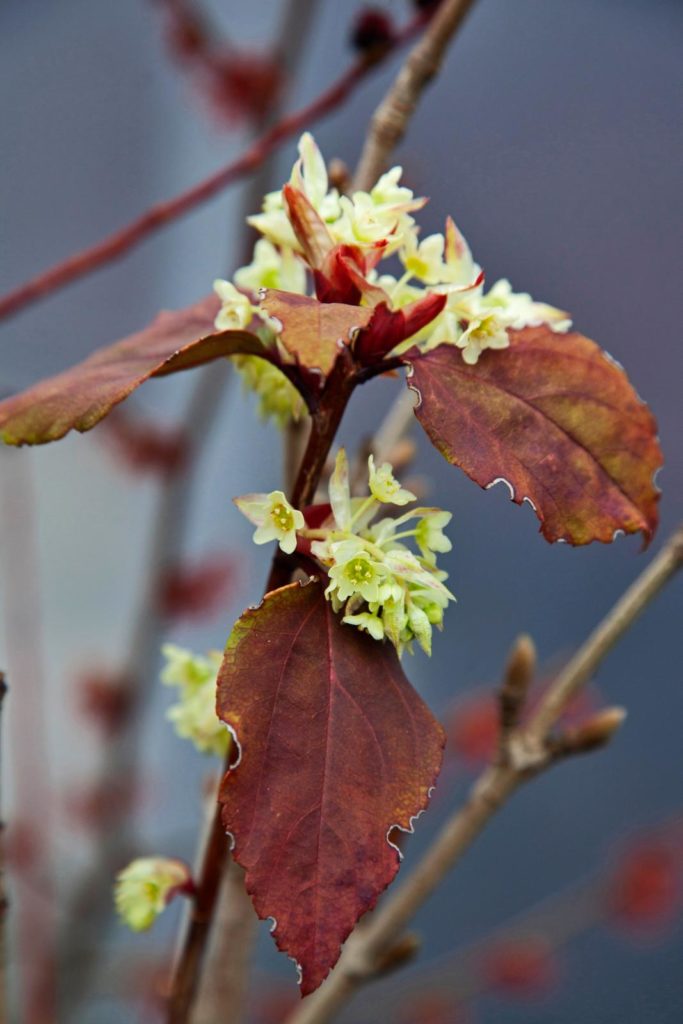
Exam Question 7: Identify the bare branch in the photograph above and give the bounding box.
[526,524,683,744]
[353,0,478,191]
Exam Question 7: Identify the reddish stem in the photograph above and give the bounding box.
[166,353,358,1023]
[0,14,427,326]
[167,806,231,1024]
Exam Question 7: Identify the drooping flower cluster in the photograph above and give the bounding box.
[161,644,230,757]
[113,648,228,930]
[115,856,192,932]
[235,450,455,655]
[213,132,570,424]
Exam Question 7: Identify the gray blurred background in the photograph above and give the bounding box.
[1,0,682,1021]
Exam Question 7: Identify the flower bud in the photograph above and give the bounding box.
[115,857,193,932]
[350,10,395,61]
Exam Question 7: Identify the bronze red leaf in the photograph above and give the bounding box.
[0,295,264,445]
[260,290,372,376]
[406,328,662,545]
[217,579,444,995]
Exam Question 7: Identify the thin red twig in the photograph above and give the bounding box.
[0,14,427,326]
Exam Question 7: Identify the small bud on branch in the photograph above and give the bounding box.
[548,707,627,761]
[498,634,536,737]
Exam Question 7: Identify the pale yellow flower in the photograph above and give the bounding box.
[234,490,304,554]
[115,857,191,932]
[213,279,254,331]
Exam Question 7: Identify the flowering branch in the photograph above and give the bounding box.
[0,11,429,325]
[282,522,683,1024]
[167,348,357,1021]
[0,0,667,1014]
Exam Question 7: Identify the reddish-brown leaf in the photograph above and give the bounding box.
[407,328,662,545]
[217,579,444,995]
[261,290,372,376]
[0,295,264,445]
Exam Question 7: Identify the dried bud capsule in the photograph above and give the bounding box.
[350,10,395,59]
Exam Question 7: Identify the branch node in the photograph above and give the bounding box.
[505,733,548,775]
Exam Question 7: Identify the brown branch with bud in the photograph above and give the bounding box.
[353,0,478,190]
[351,809,683,1021]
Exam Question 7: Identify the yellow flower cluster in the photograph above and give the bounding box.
[234,451,455,656]
[161,644,230,757]
[212,133,571,420]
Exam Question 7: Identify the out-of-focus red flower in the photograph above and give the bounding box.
[204,50,283,126]
[252,985,298,1024]
[155,1,283,127]
[158,553,239,621]
[350,9,395,58]
[482,936,558,998]
[66,780,139,831]
[161,1,207,61]
[102,409,189,477]
[400,994,471,1024]
[607,841,680,932]
[3,820,42,876]
[446,690,499,767]
[76,670,133,736]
